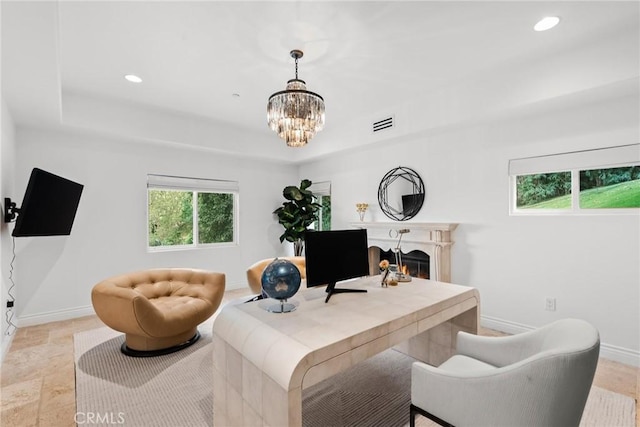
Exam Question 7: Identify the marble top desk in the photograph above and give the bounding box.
[212,276,480,427]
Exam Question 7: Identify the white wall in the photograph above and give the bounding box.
[300,92,639,365]
[12,126,297,326]
[1,98,17,360]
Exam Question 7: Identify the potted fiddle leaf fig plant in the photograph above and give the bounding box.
[273,179,321,256]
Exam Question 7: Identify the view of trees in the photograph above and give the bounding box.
[516,172,571,207]
[148,190,193,246]
[313,195,331,231]
[321,195,331,231]
[148,190,233,247]
[517,166,640,209]
[580,166,640,190]
[197,192,234,243]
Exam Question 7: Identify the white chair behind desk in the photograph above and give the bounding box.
[410,318,600,427]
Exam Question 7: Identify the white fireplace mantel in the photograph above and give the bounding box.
[350,222,458,231]
[350,222,458,282]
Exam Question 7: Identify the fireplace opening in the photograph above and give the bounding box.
[370,247,430,279]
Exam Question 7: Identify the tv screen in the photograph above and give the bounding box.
[12,168,84,237]
[305,229,370,302]
[402,193,424,216]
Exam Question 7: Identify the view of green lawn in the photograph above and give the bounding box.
[580,179,640,208]
[520,179,640,209]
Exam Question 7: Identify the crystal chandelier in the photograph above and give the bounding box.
[267,50,325,147]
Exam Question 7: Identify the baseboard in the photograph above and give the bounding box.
[17,305,95,327]
[481,315,534,335]
[481,315,640,367]
[599,342,640,368]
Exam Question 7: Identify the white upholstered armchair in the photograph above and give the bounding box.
[410,318,600,427]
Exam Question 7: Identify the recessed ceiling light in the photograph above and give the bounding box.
[124,74,142,83]
[534,16,560,32]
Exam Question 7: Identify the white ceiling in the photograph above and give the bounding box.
[2,1,639,163]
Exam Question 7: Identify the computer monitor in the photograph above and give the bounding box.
[305,229,370,303]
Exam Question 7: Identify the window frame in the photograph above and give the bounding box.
[309,181,331,231]
[509,145,640,216]
[147,174,239,251]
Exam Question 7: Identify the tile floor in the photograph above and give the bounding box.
[1,289,638,426]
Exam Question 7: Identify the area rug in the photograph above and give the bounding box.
[75,322,636,427]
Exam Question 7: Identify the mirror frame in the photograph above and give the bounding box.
[377,166,425,221]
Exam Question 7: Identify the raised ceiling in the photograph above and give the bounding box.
[2,1,638,163]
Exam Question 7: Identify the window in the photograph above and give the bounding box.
[314,194,332,231]
[309,181,331,231]
[147,174,238,249]
[509,144,640,214]
[579,166,640,208]
[516,172,572,209]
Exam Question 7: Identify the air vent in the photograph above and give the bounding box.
[372,116,394,133]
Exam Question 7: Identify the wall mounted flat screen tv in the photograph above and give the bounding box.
[402,193,424,216]
[305,229,370,303]
[12,168,84,237]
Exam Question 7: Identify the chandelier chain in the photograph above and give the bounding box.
[295,57,299,80]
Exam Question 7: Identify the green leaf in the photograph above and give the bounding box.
[283,186,303,201]
[300,179,312,190]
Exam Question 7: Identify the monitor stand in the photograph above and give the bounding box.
[244,294,264,303]
[325,282,367,303]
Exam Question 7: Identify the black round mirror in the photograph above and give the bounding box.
[378,166,425,221]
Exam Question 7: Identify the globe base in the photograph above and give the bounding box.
[266,299,298,313]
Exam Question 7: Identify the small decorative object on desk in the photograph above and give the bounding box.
[387,271,399,286]
[386,263,400,286]
[261,258,301,313]
[379,259,390,287]
[356,202,368,221]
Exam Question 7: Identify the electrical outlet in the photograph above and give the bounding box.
[545,297,556,311]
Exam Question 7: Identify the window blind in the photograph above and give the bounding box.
[509,144,640,176]
[308,180,331,195]
[147,174,239,192]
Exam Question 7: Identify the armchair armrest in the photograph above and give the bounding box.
[411,351,596,427]
[91,283,163,336]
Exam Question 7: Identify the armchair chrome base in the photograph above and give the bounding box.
[410,404,453,427]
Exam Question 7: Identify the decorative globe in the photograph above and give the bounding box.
[261,258,301,302]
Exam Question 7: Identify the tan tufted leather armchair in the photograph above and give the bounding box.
[91,268,225,356]
[246,256,306,295]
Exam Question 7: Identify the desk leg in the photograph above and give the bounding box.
[213,334,303,427]
[394,305,478,366]
[262,376,302,427]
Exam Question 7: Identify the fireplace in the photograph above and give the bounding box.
[374,247,430,279]
[351,222,458,283]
